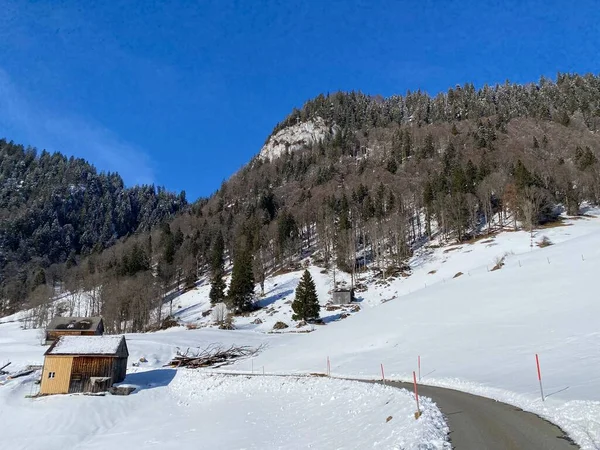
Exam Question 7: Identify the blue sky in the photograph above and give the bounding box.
[0,0,598,200]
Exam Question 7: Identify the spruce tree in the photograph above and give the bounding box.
[292,270,320,321]
[209,233,226,304]
[209,272,226,305]
[227,245,254,313]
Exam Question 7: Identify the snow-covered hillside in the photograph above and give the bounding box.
[3,211,600,448]
[258,117,334,160]
[163,208,600,336]
[164,266,362,333]
[244,216,600,448]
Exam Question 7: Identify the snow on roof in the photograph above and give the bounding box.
[47,335,125,356]
[46,316,103,331]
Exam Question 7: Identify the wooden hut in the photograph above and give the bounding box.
[45,316,104,345]
[40,335,128,395]
[332,288,354,305]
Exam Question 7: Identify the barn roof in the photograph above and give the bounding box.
[45,335,127,356]
[46,316,104,331]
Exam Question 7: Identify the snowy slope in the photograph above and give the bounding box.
[241,221,600,448]
[165,210,600,335]
[165,266,360,333]
[3,212,600,448]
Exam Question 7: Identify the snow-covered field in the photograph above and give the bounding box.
[2,210,600,448]
[1,361,448,449]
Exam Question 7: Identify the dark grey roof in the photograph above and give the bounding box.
[46,316,104,331]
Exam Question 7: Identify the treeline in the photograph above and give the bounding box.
[0,140,187,314]
[7,73,600,333]
[270,73,600,137]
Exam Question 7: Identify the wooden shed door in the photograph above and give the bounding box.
[69,357,113,393]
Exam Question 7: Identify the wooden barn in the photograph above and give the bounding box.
[40,335,128,395]
[45,316,104,345]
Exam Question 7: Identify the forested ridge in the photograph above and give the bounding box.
[0,140,187,313]
[4,73,600,333]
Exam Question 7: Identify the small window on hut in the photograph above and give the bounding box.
[48,372,56,379]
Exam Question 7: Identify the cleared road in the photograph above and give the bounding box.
[367,380,578,449]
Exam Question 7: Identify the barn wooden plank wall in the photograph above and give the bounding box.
[113,356,127,383]
[70,357,114,393]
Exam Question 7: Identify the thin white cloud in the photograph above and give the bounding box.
[0,68,154,185]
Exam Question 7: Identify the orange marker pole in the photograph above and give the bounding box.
[381,363,385,385]
[536,354,545,402]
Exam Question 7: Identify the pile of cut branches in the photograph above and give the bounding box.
[0,362,11,375]
[167,344,265,368]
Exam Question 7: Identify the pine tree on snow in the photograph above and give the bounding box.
[227,245,255,313]
[209,271,226,305]
[292,270,320,321]
[209,233,226,304]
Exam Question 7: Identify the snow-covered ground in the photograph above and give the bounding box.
[2,210,600,448]
[1,364,448,449]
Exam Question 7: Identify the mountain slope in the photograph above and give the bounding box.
[6,73,600,334]
[0,140,187,313]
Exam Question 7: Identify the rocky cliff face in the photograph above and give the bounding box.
[258,117,334,160]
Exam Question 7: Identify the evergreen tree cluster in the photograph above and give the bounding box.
[0,140,186,309]
[269,73,600,137]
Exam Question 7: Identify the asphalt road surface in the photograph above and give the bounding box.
[367,380,578,449]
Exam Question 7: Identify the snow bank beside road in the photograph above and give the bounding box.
[0,366,449,450]
[169,372,450,450]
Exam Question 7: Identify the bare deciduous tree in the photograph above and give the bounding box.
[212,303,229,325]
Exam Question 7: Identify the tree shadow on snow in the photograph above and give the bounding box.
[256,289,294,308]
[322,313,347,324]
[120,368,177,393]
[174,302,204,319]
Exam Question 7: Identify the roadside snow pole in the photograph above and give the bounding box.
[381,363,386,385]
[536,354,545,402]
[327,356,331,377]
[413,371,421,419]
[418,356,421,381]
[262,366,265,375]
